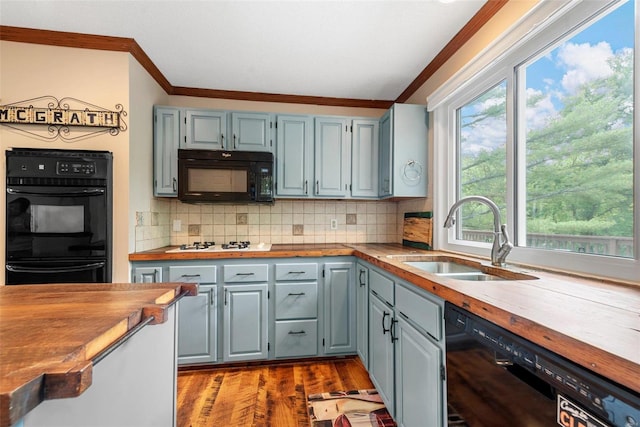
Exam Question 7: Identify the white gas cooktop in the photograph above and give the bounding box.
[165,241,271,253]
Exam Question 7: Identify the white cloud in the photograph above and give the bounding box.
[526,87,558,130]
[557,41,614,94]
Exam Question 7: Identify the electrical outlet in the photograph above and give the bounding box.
[330,219,338,230]
[173,219,181,232]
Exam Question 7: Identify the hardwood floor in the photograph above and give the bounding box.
[176,356,374,427]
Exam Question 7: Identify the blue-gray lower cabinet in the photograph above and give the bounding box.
[169,265,217,365]
[356,262,369,368]
[177,284,217,365]
[368,291,396,416]
[361,262,446,427]
[322,261,356,354]
[395,314,443,427]
[223,283,269,362]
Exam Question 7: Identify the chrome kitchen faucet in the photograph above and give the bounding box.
[444,196,513,266]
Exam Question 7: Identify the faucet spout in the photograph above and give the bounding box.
[443,196,513,267]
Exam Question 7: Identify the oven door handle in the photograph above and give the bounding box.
[6,261,106,274]
[7,187,105,196]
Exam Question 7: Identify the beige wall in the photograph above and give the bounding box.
[0,41,131,283]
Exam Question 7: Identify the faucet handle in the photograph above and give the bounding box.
[500,224,511,244]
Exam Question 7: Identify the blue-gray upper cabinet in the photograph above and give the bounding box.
[314,117,351,197]
[153,106,180,197]
[183,109,227,150]
[351,119,380,198]
[275,115,314,197]
[379,103,428,198]
[230,112,274,152]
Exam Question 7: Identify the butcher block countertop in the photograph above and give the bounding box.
[130,243,640,394]
[0,282,197,427]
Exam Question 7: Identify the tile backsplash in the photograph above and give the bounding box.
[134,198,404,252]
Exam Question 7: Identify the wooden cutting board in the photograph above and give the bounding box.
[402,211,433,250]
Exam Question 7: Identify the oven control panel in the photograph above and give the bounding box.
[57,160,96,175]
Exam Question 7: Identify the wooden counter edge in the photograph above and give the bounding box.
[0,282,197,427]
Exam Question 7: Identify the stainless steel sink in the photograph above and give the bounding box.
[403,261,481,275]
[399,256,538,281]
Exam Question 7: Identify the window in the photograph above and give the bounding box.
[433,0,638,282]
[457,81,507,243]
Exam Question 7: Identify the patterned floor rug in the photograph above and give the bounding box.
[308,389,396,426]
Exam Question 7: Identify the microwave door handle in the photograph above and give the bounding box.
[6,261,106,274]
[7,187,105,197]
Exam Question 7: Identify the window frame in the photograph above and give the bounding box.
[431,0,639,283]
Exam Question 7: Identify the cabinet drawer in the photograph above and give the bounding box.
[169,265,217,283]
[369,268,394,305]
[274,320,318,358]
[275,282,318,320]
[395,283,442,341]
[223,264,269,282]
[275,263,318,281]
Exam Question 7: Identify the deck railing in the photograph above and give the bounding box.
[461,230,633,258]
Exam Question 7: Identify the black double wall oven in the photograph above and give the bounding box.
[5,148,113,285]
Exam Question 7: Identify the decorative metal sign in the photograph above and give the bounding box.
[0,96,127,142]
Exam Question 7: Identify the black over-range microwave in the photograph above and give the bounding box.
[178,149,274,203]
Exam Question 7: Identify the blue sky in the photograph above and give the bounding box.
[525,0,634,117]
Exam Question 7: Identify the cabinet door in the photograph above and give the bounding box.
[184,109,226,150]
[322,262,355,354]
[153,107,180,197]
[356,263,369,368]
[395,316,443,427]
[351,119,379,198]
[314,117,350,197]
[223,283,268,362]
[132,266,163,283]
[276,115,313,197]
[391,104,428,198]
[368,292,395,416]
[177,285,217,365]
[378,108,392,198]
[231,112,273,152]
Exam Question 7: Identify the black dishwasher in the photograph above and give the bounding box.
[444,302,639,427]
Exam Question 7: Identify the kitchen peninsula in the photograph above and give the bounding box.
[130,243,640,395]
[0,282,197,427]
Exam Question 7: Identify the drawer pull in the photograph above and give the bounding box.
[180,274,201,280]
[382,311,390,334]
[287,271,306,274]
[288,330,306,335]
[287,292,306,296]
[235,272,255,276]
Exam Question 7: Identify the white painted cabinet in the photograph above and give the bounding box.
[20,305,178,427]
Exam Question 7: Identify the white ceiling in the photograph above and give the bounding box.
[0,0,486,101]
